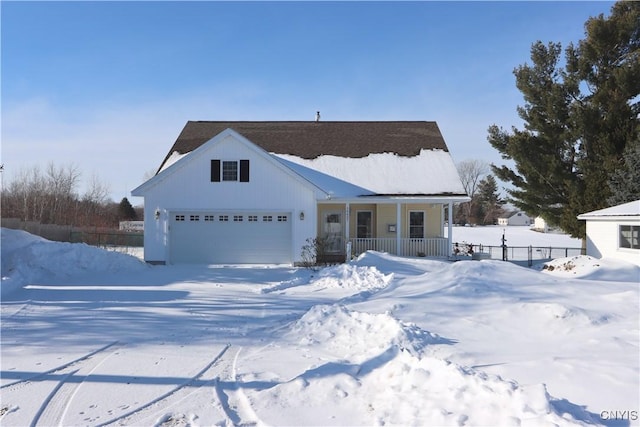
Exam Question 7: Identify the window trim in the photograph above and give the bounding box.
[619,224,639,250]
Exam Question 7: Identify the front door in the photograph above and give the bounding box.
[323,212,343,253]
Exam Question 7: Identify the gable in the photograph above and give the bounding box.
[132,129,327,199]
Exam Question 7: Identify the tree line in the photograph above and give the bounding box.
[454,159,505,226]
[1,163,140,228]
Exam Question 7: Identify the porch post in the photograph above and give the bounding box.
[447,201,453,257]
[396,202,402,256]
[345,203,350,258]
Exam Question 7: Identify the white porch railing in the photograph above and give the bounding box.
[350,238,449,258]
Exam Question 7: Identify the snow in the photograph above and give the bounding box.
[578,200,640,218]
[276,149,466,195]
[2,227,639,426]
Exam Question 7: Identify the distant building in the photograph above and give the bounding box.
[533,216,549,232]
[498,211,532,226]
[578,200,640,266]
[119,221,144,232]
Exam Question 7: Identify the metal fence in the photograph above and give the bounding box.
[452,242,585,267]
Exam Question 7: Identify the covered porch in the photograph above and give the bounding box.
[316,198,460,261]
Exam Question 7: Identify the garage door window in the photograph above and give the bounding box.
[219,215,229,221]
[248,215,258,222]
[175,215,185,221]
[263,215,273,222]
[234,215,243,222]
[278,215,288,222]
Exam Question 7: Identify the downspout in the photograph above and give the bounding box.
[396,202,402,256]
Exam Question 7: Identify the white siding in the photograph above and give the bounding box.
[586,219,640,266]
[139,133,319,264]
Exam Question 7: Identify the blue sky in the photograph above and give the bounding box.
[1,1,615,203]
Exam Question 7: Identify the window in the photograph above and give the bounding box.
[204,215,214,221]
[175,215,185,221]
[357,211,372,238]
[620,225,639,249]
[409,211,425,238]
[219,215,229,222]
[234,215,243,222]
[263,215,273,222]
[190,215,200,221]
[277,215,288,222]
[211,159,250,182]
[248,215,258,222]
[222,161,238,181]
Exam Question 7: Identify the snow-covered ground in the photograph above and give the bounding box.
[1,227,638,427]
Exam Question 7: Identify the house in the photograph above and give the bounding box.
[533,216,549,232]
[132,121,470,265]
[577,200,640,266]
[498,211,532,226]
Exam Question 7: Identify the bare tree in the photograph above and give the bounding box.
[456,160,489,224]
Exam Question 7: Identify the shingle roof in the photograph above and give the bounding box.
[158,121,450,172]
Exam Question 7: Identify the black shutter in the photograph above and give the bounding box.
[211,160,221,182]
[240,160,250,182]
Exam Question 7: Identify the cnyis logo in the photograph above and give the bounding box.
[600,410,639,421]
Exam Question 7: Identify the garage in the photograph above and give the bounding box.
[169,211,292,264]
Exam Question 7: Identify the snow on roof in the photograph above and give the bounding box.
[275,150,466,196]
[578,200,640,219]
[158,151,188,173]
[274,157,375,198]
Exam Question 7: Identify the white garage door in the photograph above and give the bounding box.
[169,212,292,264]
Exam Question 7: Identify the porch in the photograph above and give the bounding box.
[315,200,458,262]
[350,237,449,258]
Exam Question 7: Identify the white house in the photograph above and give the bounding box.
[577,200,640,266]
[498,211,532,226]
[533,216,549,232]
[132,121,470,265]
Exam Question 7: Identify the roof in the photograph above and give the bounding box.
[578,200,640,220]
[158,121,450,172]
[150,121,468,198]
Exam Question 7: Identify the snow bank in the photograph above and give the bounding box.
[540,255,640,282]
[261,263,392,294]
[1,228,147,297]
[247,304,596,426]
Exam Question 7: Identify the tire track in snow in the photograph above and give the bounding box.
[32,344,122,427]
[213,346,264,426]
[98,344,232,427]
[1,341,120,390]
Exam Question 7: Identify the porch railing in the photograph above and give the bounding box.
[350,237,449,258]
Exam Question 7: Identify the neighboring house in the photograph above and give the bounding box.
[132,121,470,265]
[533,216,549,232]
[498,211,532,226]
[577,200,640,266]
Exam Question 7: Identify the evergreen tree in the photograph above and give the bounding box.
[608,137,640,205]
[476,175,504,225]
[488,2,639,238]
[118,197,137,221]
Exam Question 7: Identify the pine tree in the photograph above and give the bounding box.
[118,197,137,221]
[476,175,504,225]
[608,137,640,205]
[488,2,639,238]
